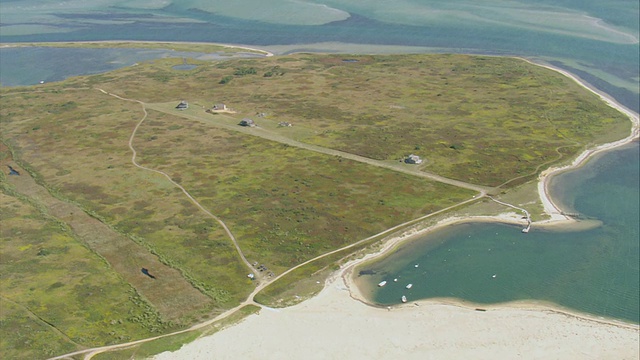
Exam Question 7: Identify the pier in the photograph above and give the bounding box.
[489,196,531,233]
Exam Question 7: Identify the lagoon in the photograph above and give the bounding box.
[362,141,639,324]
[1,0,638,111]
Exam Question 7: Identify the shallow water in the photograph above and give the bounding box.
[1,0,638,111]
[363,142,639,323]
[0,47,262,86]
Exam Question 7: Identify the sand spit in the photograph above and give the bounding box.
[14,42,634,359]
[0,40,274,57]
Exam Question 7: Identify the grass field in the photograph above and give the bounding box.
[0,49,632,358]
[0,146,175,358]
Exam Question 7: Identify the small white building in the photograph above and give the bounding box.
[405,154,423,164]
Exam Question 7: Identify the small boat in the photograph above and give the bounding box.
[492,274,497,278]
[401,295,407,303]
[414,264,419,268]
[393,278,398,282]
[405,283,413,289]
[378,280,387,287]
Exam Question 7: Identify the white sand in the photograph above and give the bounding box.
[154,269,639,360]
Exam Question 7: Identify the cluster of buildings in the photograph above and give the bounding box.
[174,102,429,166]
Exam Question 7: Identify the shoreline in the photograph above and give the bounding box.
[343,264,638,330]
[526,58,640,225]
[3,40,638,358]
[341,224,636,329]
[154,257,639,360]
[0,40,275,57]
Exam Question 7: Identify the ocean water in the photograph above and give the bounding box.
[1,0,638,111]
[365,142,639,323]
[1,0,638,323]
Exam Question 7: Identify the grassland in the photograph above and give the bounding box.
[0,50,632,359]
[62,53,630,186]
[0,146,175,359]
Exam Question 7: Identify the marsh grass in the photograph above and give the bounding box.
[0,181,168,358]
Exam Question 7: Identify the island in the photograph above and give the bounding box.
[1,43,638,359]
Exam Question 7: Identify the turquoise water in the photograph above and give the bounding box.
[366,142,639,323]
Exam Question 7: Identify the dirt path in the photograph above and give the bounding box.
[0,295,82,349]
[49,189,483,360]
[38,54,640,360]
[46,90,486,360]
[144,102,494,196]
[97,89,260,284]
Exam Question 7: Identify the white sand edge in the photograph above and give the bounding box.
[0,40,274,57]
[529,60,640,223]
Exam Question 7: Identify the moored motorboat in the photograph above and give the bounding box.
[401,295,407,303]
[378,280,387,287]
[405,283,413,289]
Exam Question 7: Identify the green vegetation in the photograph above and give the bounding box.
[0,168,171,358]
[0,51,632,358]
[219,75,234,84]
[92,305,261,360]
[233,67,257,76]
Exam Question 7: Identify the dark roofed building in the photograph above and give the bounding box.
[176,101,188,110]
[239,118,256,127]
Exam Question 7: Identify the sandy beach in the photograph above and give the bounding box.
[154,267,639,360]
[152,209,638,360]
